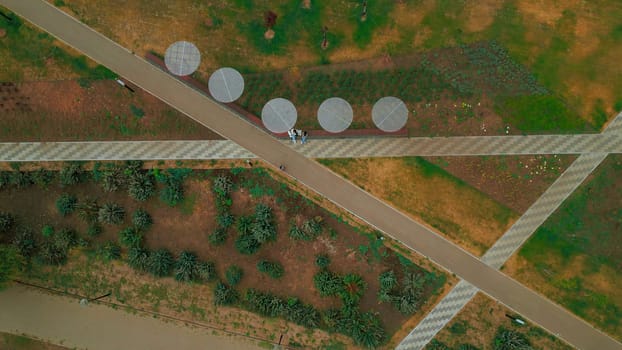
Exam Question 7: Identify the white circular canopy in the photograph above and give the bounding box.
[372,96,409,132]
[317,97,353,133]
[208,67,245,103]
[164,41,201,76]
[261,98,298,133]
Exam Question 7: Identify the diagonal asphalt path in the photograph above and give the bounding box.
[1,1,621,349]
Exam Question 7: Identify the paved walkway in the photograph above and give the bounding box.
[0,285,261,350]
[1,1,621,349]
[1,129,622,161]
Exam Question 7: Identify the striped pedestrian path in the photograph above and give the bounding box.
[1,131,621,162]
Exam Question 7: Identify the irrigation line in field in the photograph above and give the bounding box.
[12,279,301,350]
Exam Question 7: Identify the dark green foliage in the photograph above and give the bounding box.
[252,203,276,243]
[101,166,125,192]
[38,239,67,265]
[41,225,54,238]
[0,172,9,190]
[130,104,145,118]
[284,297,321,328]
[213,175,233,197]
[209,227,228,245]
[378,268,427,315]
[288,224,308,240]
[12,228,36,258]
[98,202,125,225]
[340,274,366,306]
[301,216,323,236]
[132,209,152,230]
[225,265,243,286]
[148,249,174,277]
[59,163,84,186]
[493,327,532,350]
[54,228,77,251]
[217,212,235,229]
[379,270,397,290]
[31,169,55,188]
[175,251,198,282]
[127,172,155,201]
[427,340,451,350]
[313,270,343,297]
[98,241,121,261]
[0,212,14,234]
[87,224,102,237]
[56,193,77,216]
[236,215,254,235]
[315,254,330,268]
[76,197,99,223]
[457,344,480,350]
[234,231,260,255]
[214,282,239,305]
[9,171,32,189]
[118,227,142,248]
[327,307,386,348]
[245,289,286,317]
[127,247,150,271]
[257,260,284,279]
[196,261,216,282]
[160,180,184,206]
[0,245,19,290]
[448,320,468,335]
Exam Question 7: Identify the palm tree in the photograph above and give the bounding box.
[0,211,14,234]
[128,247,150,271]
[132,209,152,230]
[196,261,216,282]
[98,202,125,225]
[148,249,173,277]
[175,251,198,282]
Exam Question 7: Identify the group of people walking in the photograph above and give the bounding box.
[287,128,308,144]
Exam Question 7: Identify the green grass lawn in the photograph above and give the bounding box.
[513,154,622,338]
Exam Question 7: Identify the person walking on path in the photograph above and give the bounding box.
[287,128,297,143]
[301,130,308,144]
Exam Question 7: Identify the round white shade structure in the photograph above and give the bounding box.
[261,98,298,133]
[317,97,353,133]
[208,67,245,103]
[164,41,201,76]
[372,96,409,132]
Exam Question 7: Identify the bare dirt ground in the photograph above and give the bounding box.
[0,80,221,141]
[424,155,577,213]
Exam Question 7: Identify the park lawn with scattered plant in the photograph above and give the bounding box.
[427,293,572,350]
[505,154,622,340]
[0,332,68,350]
[0,161,449,349]
[50,0,622,130]
[319,157,518,256]
[0,7,114,82]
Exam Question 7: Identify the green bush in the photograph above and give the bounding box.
[87,224,102,237]
[213,175,233,197]
[301,217,323,236]
[315,254,330,268]
[235,232,260,255]
[217,212,235,229]
[9,172,32,189]
[313,270,343,296]
[41,225,54,238]
[127,247,150,271]
[130,104,145,118]
[288,224,309,240]
[236,215,254,235]
[118,227,142,248]
[493,327,531,350]
[225,265,243,286]
[98,202,125,225]
[31,169,55,188]
[245,289,285,317]
[98,242,121,261]
[252,203,276,243]
[196,261,216,282]
[56,193,77,216]
[214,281,239,305]
[101,166,125,192]
[209,228,228,245]
[54,228,77,251]
[12,228,36,258]
[76,197,99,223]
[340,273,366,306]
[148,249,174,277]
[284,297,321,328]
[59,163,84,186]
[0,212,14,234]
[38,239,67,265]
[257,260,284,279]
[160,180,184,206]
[0,245,19,289]
[175,251,198,282]
[132,209,152,230]
[379,270,397,291]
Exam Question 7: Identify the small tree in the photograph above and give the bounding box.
[54,228,77,251]
[313,270,343,296]
[225,265,243,286]
[235,232,260,255]
[209,227,228,245]
[31,169,55,188]
[12,228,36,259]
[148,249,174,277]
[493,328,532,350]
[9,171,32,189]
[315,254,330,268]
[196,261,216,282]
[101,166,125,192]
[175,251,198,282]
[56,193,77,216]
[76,197,99,223]
[127,247,150,271]
[257,260,284,279]
[118,227,142,248]
[340,273,366,306]
[98,202,125,225]
[38,240,67,265]
[98,242,121,261]
[128,172,155,201]
[213,175,233,197]
[132,209,152,230]
[59,162,84,186]
[87,223,102,237]
[0,212,14,234]
[214,281,238,305]
[217,212,235,229]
